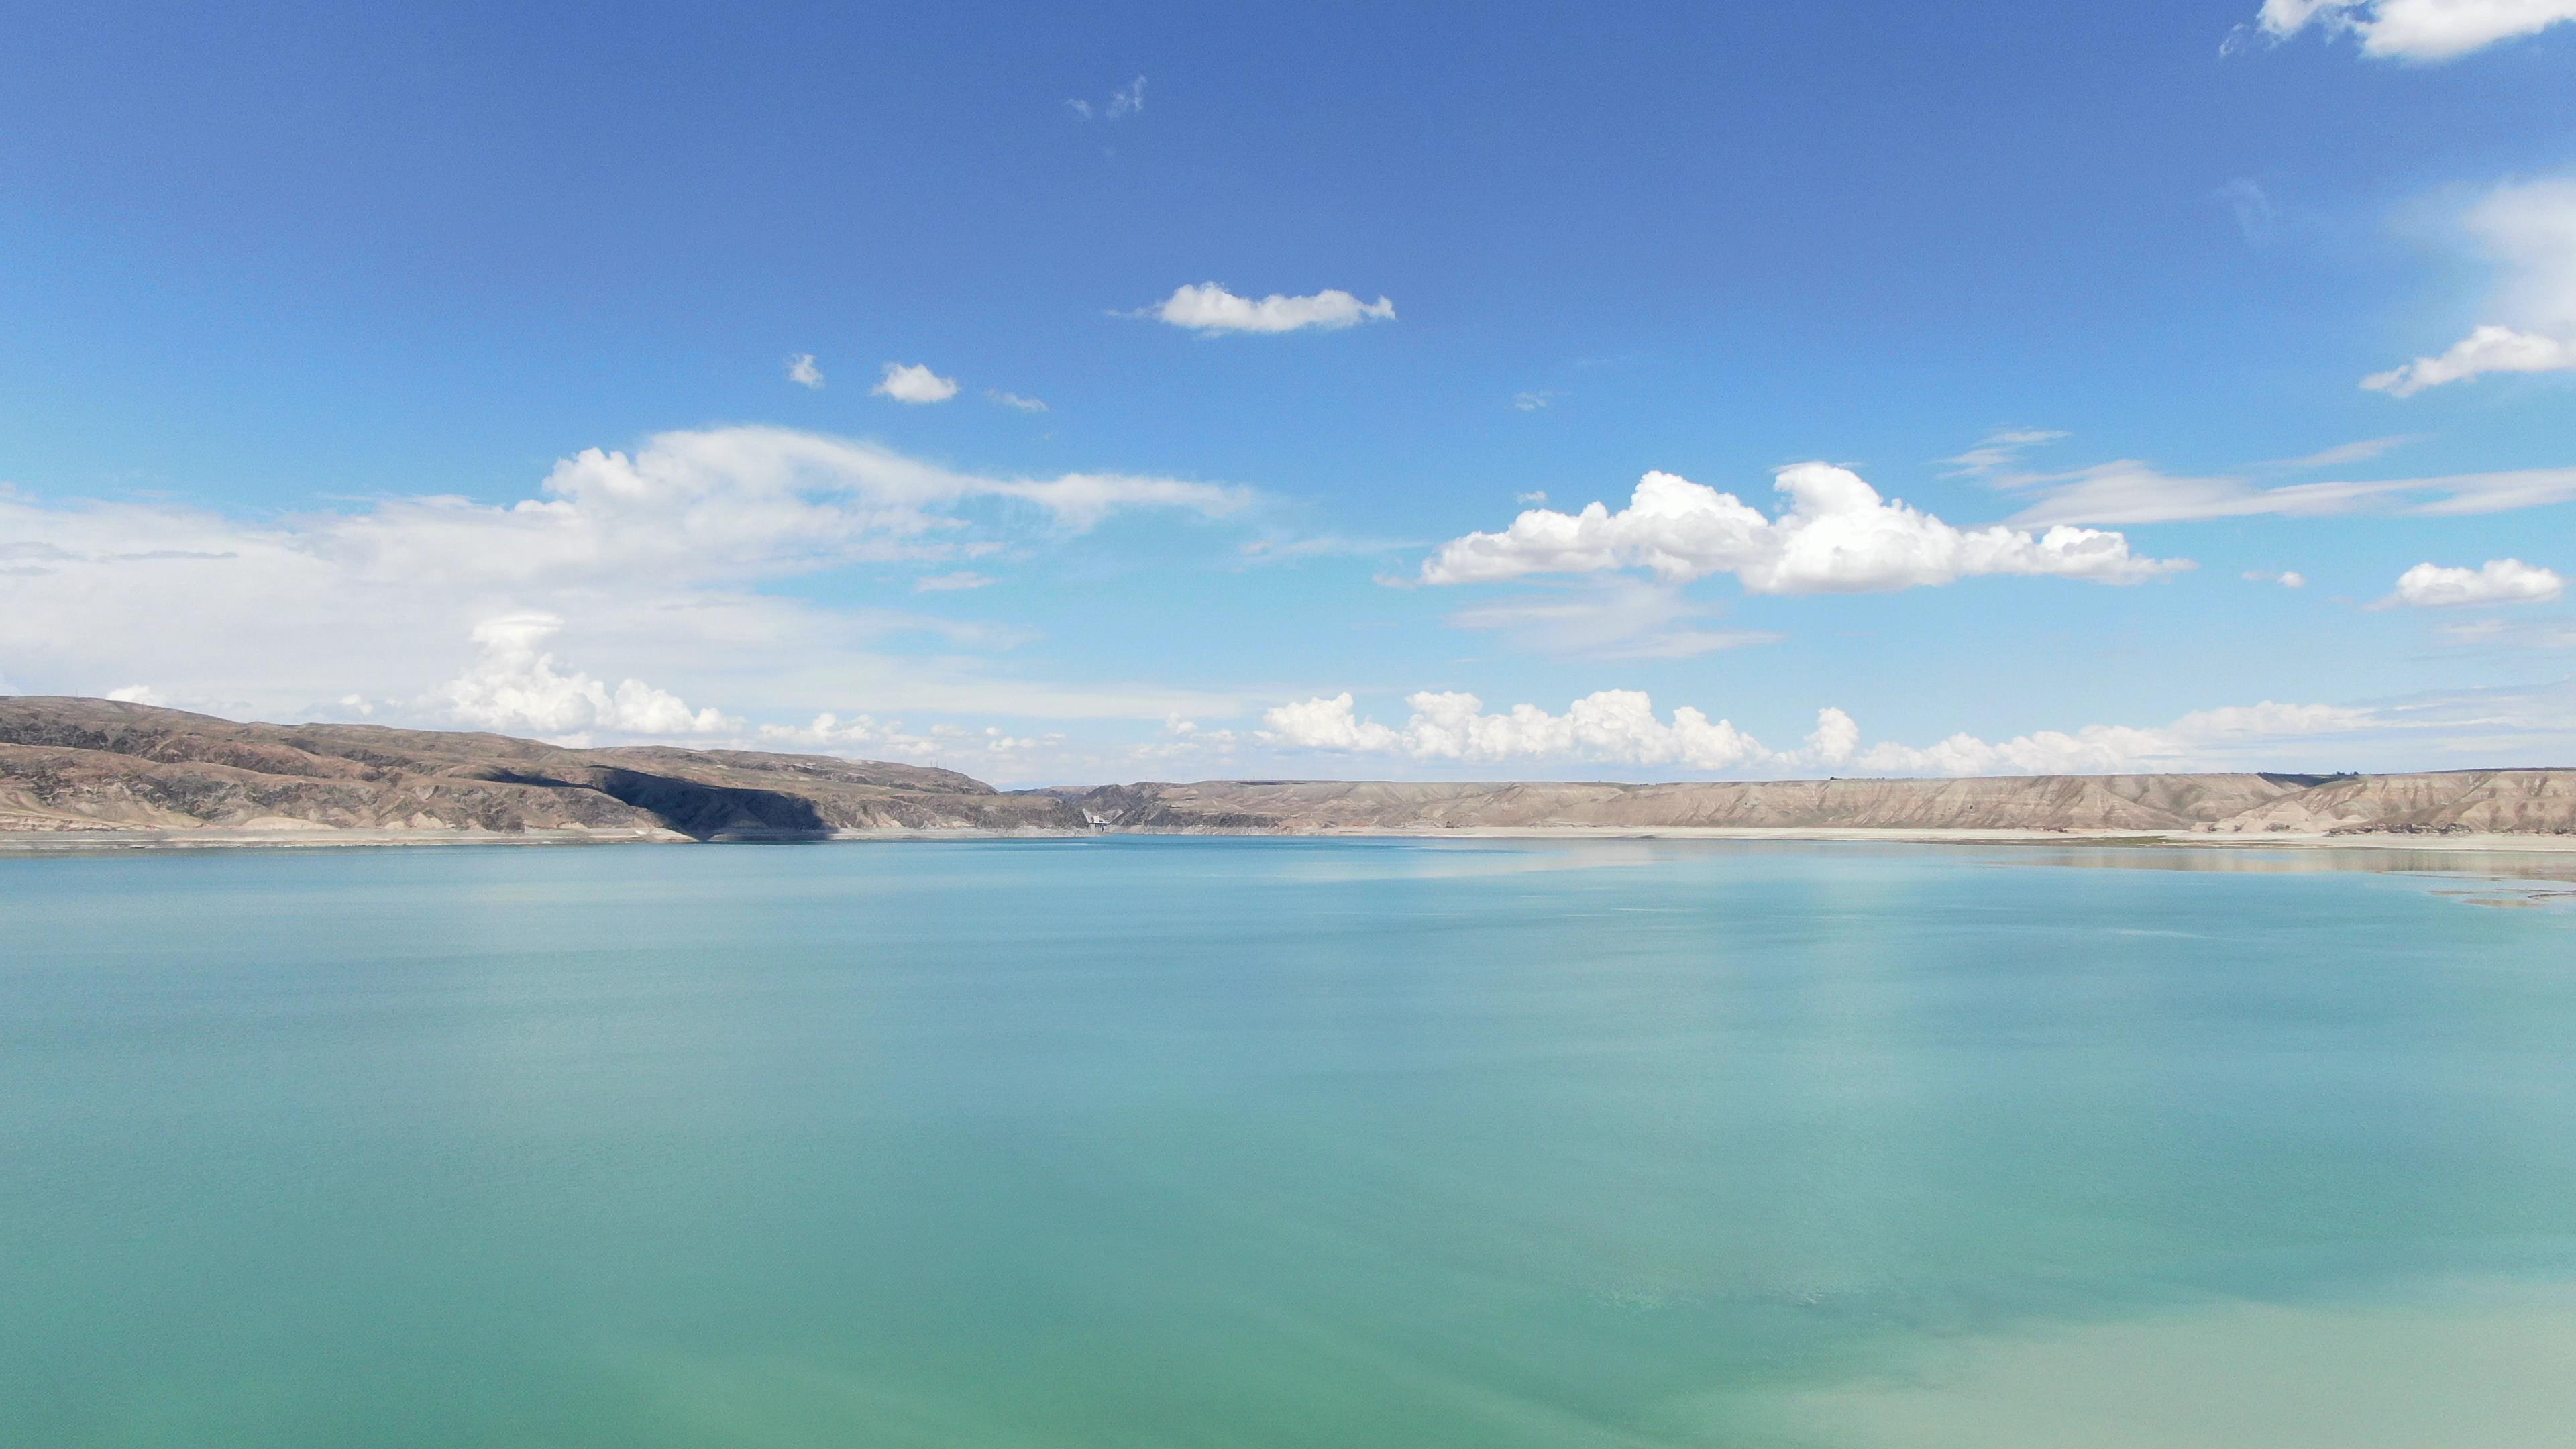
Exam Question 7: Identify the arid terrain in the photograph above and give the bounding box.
[5,696,2573,846]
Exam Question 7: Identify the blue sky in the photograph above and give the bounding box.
[3,1,2573,783]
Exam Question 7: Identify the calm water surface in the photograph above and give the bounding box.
[3,839,2572,1446]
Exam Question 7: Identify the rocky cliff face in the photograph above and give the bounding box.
[0,697,1084,838]
[7,697,2573,841]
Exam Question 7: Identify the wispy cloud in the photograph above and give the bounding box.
[1941,428,2069,479]
[985,389,1048,412]
[786,354,825,389]
[1445,579,1781,659]
[1069,75,1146,121]
[2216,178,2276,245]
[1235,535,1414,567]
[2004,460,2576,525]
[2254,435,2423,471]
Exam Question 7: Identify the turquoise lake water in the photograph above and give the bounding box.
[3,838,2573,1446]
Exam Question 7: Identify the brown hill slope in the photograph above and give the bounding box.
[0,697,1082,838]
[5,697,2572,841]
[1067,774,2321,833]
[1065,770,2576,835]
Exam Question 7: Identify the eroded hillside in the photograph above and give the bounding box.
[5,697,2571,841]
[0,697,1083,838]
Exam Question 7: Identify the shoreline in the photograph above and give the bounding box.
[5,824,2575,857]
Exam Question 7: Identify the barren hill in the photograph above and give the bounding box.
[0,696,1083,839]
[1067,773,2576,836]
[4,697,2572,842]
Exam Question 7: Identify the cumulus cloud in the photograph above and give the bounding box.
[1257,690,2377,777]
[2383,558,2566,607]
[2243,569,2309,587]
[2241,0,2576,60]
[786,354,825,389]
[1806,706,1860,766]
[1855,701,2377,776]
[1259,690,1780,771]
[1421,464,2188,594]
[0,426,1252,725]
[873,362,960,404]
[1144,283,1397,335]
[442,614,736,737]
[2363,178,2576,394]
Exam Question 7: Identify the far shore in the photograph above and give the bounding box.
[5,824,2575,857]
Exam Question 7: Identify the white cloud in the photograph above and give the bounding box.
[2383,558,2566,607]
[2364,178,2576,394]
[1258,690,2377,778]
[1806,706,1860,766]
[1513,391,1556,411]
[1145,283,1397,335]
[1445,579,1782,659]
[786,354,825,389]
[0,426,1252,727]
[2217,178,2277,245]
[2363,325,2576,395]
[442,614,736,737]
[2443,616,2576,650]
[756,711,946,762]
[1234,534,1413,566]
[873,362,959,404]
[2263,435,2423,470]
[2243,0,2576,59]
[104,684,167,706]
[1856,700,2377,776]
[1260,690,1778,771]
[1941,428,2069,479]
[1421,464,2188,594]
[1068,76,1146,121]
[914,571,995,592]
[986,389,1049,412]
[2004,458,2576,525]
[2243,569,2308,587]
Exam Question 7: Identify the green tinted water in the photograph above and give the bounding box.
[3,839,2571,1446]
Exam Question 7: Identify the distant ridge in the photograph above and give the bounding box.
[0,696,1079,839]
[4,697,2572,841]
